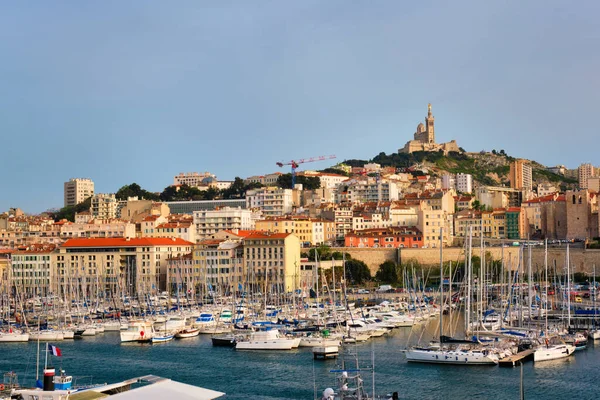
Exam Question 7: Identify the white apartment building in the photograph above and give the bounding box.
[340,179,401,204]
[246,187,293,217]
[441,174,455,191]
[64,178,94,207]
[193,207,255,238]
[456,173,473,194]
[579,163,596,189]
[91,193,117,220]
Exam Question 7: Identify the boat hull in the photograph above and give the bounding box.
[534,345,575,362]
[405,349,499,365]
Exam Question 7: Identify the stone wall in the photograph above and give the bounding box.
[341,246,600,275]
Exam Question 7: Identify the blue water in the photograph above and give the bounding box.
[1,328,598,399]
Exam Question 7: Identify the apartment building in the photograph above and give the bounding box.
[242,232,301,293]
[341,178,401,203]
[193,207,254,239]
[456,173,473,194]
[246,187,293,217]
[166,253,197,295]
[64,178,94,207]
[579,163,597,189]
[509,160,533,191]
[320,205,353,241]
[10,244,56,297]
[173,172,216,186]
[193,239,244,294]
[255,217,336,246]
[58,237,193,296]
[91,193,118,220]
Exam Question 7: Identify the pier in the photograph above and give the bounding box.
[313,346,339,360]
[498,349,535,367]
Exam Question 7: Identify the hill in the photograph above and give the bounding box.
[343,150,578,191]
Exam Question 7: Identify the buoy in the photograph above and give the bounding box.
[0,383,6,390]
[140,331,145,337]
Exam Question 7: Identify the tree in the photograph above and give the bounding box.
[345,259,371,285]
[222,177,246,199]
[471,200,482,211]
[375,261,399,284]
[319,168,350,177]
[115,183,160,201]
[276,174,321,190]
[51,196,92,222]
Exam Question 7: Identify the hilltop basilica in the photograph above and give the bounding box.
[399,104,460,154]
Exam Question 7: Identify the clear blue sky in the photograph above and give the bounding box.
[1,1,599,213]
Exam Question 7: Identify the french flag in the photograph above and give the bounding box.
[48,344,62,357]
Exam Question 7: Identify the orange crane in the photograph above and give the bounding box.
[276,155,337,187]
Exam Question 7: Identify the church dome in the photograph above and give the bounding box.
[416,123,425,133]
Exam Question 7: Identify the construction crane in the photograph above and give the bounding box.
[276,154,337,187]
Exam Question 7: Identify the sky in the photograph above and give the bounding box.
[1,1,599,213]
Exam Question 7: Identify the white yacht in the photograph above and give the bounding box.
[235,329,300,350]
[405,343,500,365]
[29,330,64,341]
[120,320,154,343]
[0,329,29,342]
[534,337,575,362]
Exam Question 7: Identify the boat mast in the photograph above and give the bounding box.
[465,227,472,335]
[567,244,571,331]
[439,227,443,341]
[544,239,548,336]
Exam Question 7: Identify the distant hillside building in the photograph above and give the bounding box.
[64,178,94,207]
[399,104,460,154]
[509,160,533,191]
[456,173,473,194]
[578,163,596,189]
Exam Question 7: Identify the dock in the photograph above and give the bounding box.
[313,345,339,360]
[498,349,535,367]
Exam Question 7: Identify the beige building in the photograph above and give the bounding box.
[173,172,216,186]
[154,221,196,243]
[193,239,244,294]
[242,232,301,293]
[539,194,567,240]
[566,189,599,241]
[10,244,56,297]
[119,197,170,223]
[588,177,600,193]
[578,163,596,189]
[64,178,94,207]
[255,217,336,246]
[399,104,460,154]
[509,160,533,191]
[58,237,193,295]
[91,193,118,220]
[418,207,453,247]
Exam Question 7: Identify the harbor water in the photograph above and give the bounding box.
[1,322,599,399]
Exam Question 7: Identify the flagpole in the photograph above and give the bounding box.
[44,343,49,370]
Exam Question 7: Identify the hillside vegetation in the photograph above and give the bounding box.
[343,150,577,190]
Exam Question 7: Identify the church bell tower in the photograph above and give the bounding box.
[425,103,435,144]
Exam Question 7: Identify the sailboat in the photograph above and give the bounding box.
[405,228,499,365]
[534,240,575,362]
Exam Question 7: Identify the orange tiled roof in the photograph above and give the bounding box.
[243,232,291,240]
[62,237,193,248]
[222,229,264,238]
